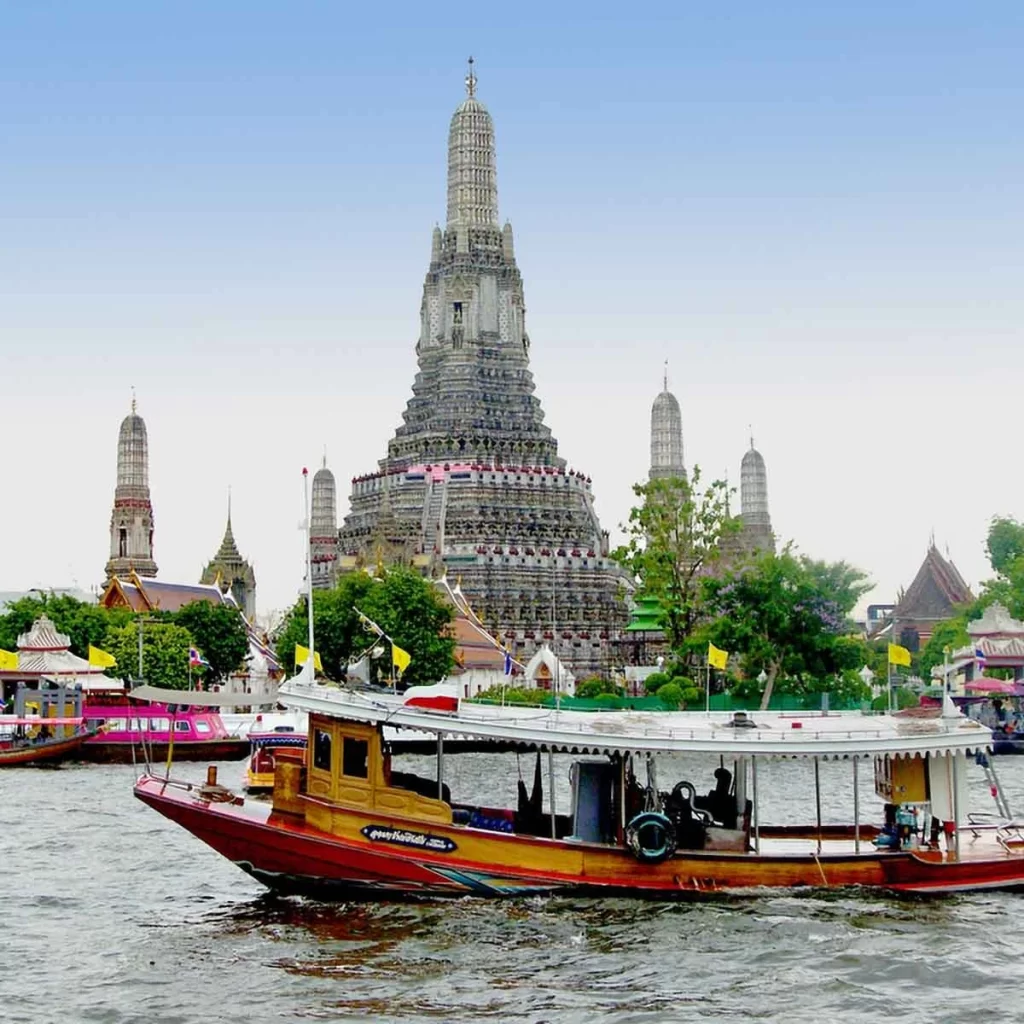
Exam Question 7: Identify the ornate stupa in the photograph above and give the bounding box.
[739,437,775,554]
[649,365,685,481]
[200,496,257,618]
[310,456,339,590]
[338,62,627,671]
[104,397,158,581]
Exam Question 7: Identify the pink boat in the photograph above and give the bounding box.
[80,697,249,764]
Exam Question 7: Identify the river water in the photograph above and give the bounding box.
[3,751,1023,1024]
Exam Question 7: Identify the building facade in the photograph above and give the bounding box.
[104,399,158,581]
[337,65,628,671]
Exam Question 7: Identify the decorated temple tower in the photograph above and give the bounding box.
[649,366,685,481]
[200,498,257,618]
[104,399,158,581]
[338,63,627,671]
[739,438,775,554]
[310,457,339,590]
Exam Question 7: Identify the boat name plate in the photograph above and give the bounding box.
[361,825,457,853]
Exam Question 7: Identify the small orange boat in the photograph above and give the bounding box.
[135,683,1024,900]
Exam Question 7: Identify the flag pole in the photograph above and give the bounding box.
[887,652,893,714]
[302,467,315,677]
[706,662,711,716]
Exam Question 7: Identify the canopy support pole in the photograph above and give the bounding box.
[952,751,961,860]
[751,756,760,854]
[436,733,444,800]
[814,756,823,855]
[548,747,557,839]
[853,755,860,854]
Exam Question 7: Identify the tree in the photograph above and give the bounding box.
[701,547,866,709]
[798,558,872,620]
[103,621,194,689]
[987,517,1024,576]
[918,618,971,683]
[276,568,455,686]
[613,468,737,652]
[0,593,132,658]
[276,572,378,680]
[173,601,250,684]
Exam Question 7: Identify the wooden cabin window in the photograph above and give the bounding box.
[342,738,369,779]
[313,729,333,771]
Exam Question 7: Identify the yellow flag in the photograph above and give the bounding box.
[708,643,729,671]
[392,644,412,675]
[295,644,323,672]
[0,649,18,671]
[888,643,912,668]
[88,645,117,669]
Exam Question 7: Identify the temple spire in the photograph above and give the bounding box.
[105,399,157,580]
[447,60,498,228]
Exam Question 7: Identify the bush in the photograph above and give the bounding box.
[594,692,622,707]
[680,686,702,706]
[576,677,621,699]
[643,672,669,695]
[871,687,918,712]
[658,682,684,709]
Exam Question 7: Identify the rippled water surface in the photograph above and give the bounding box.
[3,753,1024,1023]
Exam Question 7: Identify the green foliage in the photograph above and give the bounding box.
[0,594,132,658]
[798,558,873,619]
[276,568,455,685]
[918,619,971,683]
[594,692,622,706]
[657,682,684,709]
[172,601,250,683]
[576,677,621,699]
[643,671,669,695]
[680,685,702,706]
[701,546,870,710]
[871,687,919,712]
[474,686,550,706]
[103,621,194,689]
[987,517,1024,576]
[612,468,738,652]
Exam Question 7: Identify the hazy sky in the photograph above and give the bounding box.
[2,2,1022,619]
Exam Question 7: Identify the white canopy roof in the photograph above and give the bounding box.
[279,681,992,760]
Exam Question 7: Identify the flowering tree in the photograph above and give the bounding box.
[701,547,866,709]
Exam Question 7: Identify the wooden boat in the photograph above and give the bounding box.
[245,715,307,793]
[0,717,98,766]
[133,680,1024,899]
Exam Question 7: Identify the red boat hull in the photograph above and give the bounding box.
[81,739,250,765]
[134,775,1024,900]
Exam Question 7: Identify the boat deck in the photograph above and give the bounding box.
[755,826,1024,861]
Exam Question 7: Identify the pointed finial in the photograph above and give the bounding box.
[322,444,327,470]
[131,385,137,415]
[663,360,668,392]
[465,56,476,97]
[227,485,232,525]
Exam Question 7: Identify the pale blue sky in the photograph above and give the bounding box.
[2,2,1022,616]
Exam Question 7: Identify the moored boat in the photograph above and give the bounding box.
[81,692,250,763]
[0,681,99,766]
[245,714,307,793]
[134,681,1024,900]
[0,718,99,766]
